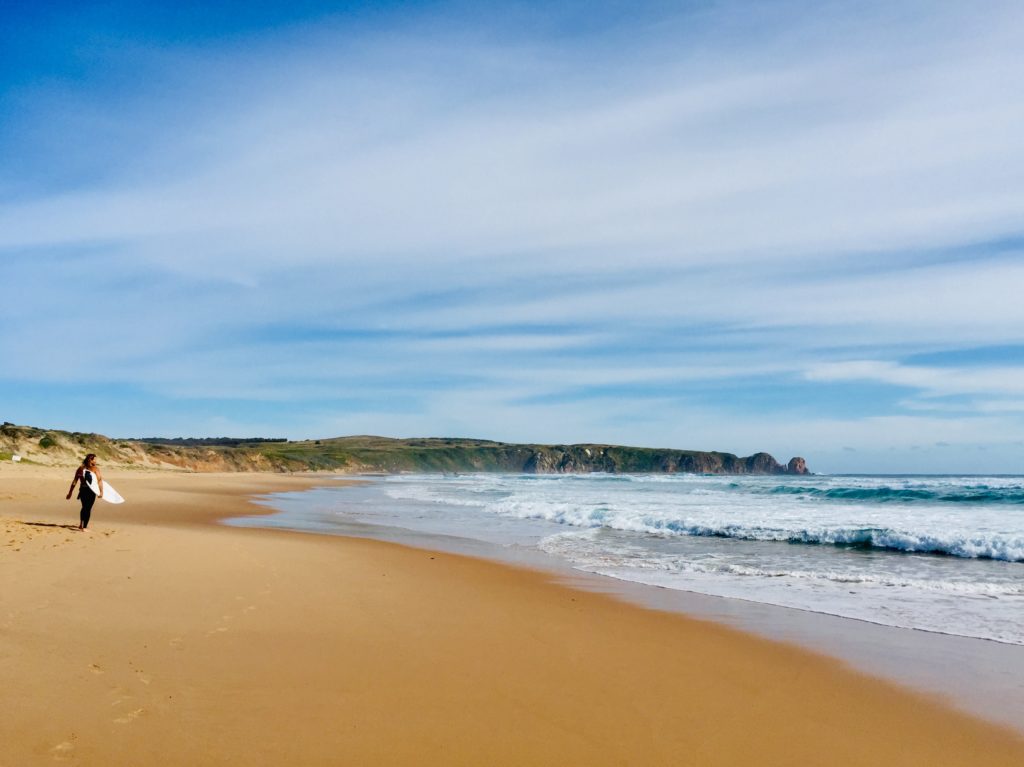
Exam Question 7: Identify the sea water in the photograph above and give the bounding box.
[248,473,1024,645]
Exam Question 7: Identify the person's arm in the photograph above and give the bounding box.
[95,467,104,498]
[67,467,81,500]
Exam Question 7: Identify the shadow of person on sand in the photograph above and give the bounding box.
[20,521,81,531]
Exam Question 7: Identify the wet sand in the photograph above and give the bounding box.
[229,489,1024,734]
[2,464,1022,765]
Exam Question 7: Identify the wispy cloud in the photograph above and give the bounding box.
[806,361,1024,399]
[3,0,1024,471]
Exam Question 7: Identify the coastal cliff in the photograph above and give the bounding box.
[518,445,806,475]
[0,423,809,475]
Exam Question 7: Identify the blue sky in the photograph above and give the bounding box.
[3,0,1024,473]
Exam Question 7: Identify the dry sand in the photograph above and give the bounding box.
[2,463,1022,766]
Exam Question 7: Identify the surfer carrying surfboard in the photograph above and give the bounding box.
[66,454,103,530]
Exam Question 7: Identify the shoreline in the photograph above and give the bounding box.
[3,465,1023,765]
[233,477,1024,734]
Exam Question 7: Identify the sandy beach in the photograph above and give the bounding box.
[2,464,1023,766]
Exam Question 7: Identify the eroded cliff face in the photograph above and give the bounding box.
[518,445,809,475]
[0,423,277,471]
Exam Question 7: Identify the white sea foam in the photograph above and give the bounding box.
[385,475,1024,561]
[376,473,1024,643]
[539,530,1024,597]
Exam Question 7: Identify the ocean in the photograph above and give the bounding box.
[241,473,1024,646]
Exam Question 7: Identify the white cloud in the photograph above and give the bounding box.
[4,0,1024,467]
[3,1,1023,274]
[805,360,1024,398]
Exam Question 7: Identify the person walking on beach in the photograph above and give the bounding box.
[67,454,103,530]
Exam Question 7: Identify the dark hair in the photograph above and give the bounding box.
[82,453,97,467]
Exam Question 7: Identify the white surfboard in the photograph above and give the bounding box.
[84,470,125,504]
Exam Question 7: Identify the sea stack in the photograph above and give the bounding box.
[787,457,809,475]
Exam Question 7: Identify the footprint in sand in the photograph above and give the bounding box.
[135,670,152,686]
[50,740,76,761]
[113,707,145,725]
[168,637,183,649]
[89,663,103,675]
[206,626,229,636]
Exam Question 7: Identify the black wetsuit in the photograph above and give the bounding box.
[78,469,97,528]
